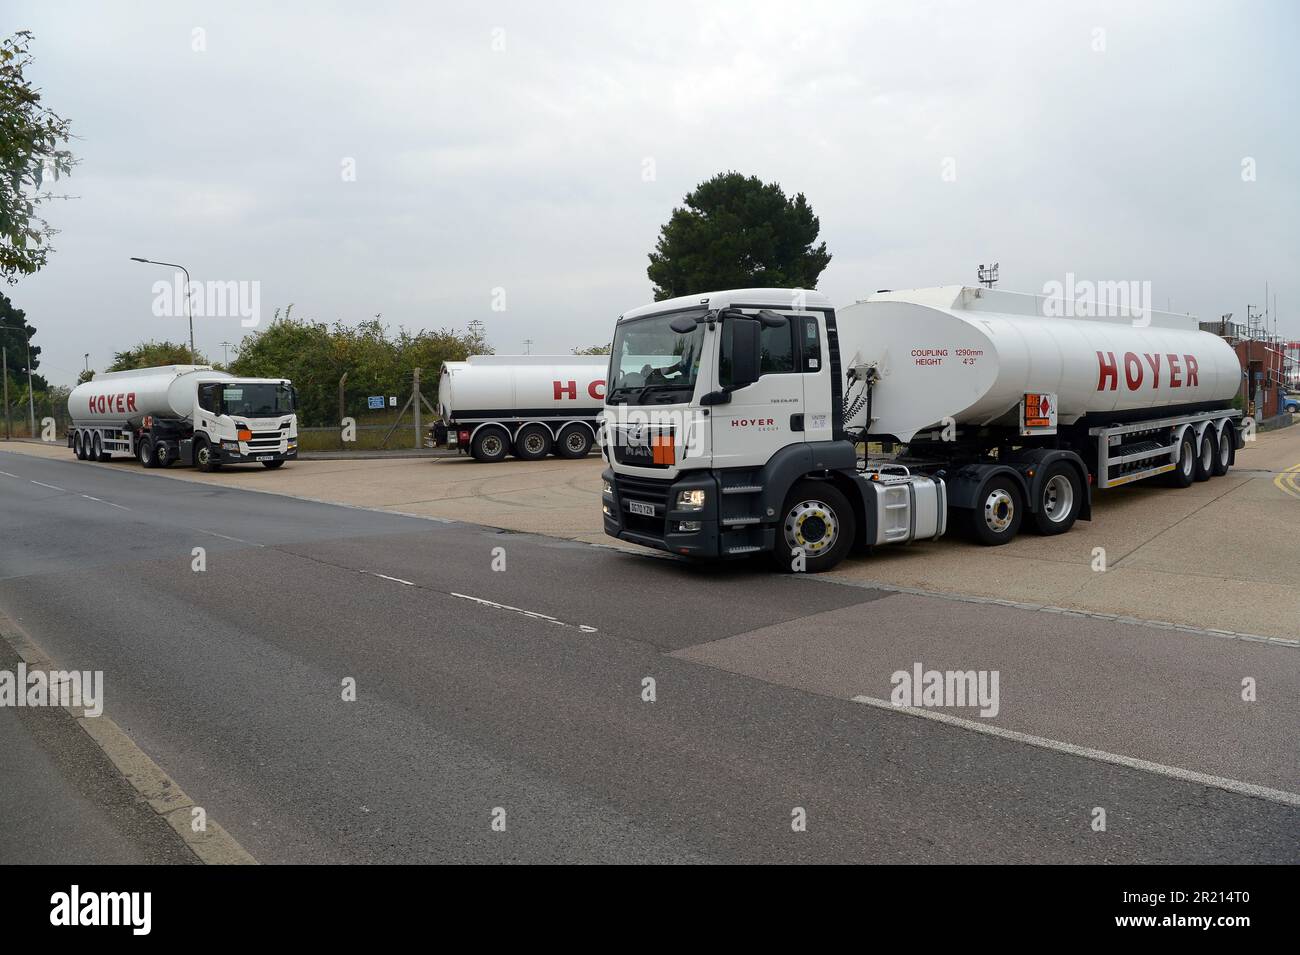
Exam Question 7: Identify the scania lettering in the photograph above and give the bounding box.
[67,365,298,471]
[601,286,1242,571]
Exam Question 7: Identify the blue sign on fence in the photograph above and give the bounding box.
[367,395,385,410]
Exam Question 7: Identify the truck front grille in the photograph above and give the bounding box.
[247,430,283,449]
[614,474,672,538]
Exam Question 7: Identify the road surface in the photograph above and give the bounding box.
[1,448,1295,863]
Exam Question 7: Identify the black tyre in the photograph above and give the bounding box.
[513,424,552,461]
[470,427,509,463]
[965,474,1023,545]
[93,433,110,462]
[195,438,221,472]
[73,432,85,460]
[138,438,158,468]
[1030,463,1081,535]
[773,479,856,573]
[1167,430,1196,488]
[1193,429,1215,482]
[1212,425,1233,477]
[155,443,174,468]
[262,459,285,469]
[555,424,593,459]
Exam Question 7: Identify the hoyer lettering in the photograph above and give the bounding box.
[89,392,137,414]
[1096,352,1198,391]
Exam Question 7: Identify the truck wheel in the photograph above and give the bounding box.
[73,432,85,460]
[1212,426,1233,477]
[966,475,1023,545]
[262,459,284,469]
[555,424,593,459]
[773,480,855,573]
[470,427,509,463]
[195,439,221,472]
[1167,430,1196,488]
[514,424,552,461]
[1194,430,1216,482]
[1030,464,1080,535]
[155,443,174,468]
[138,439,157,468]
[92,433,110,461]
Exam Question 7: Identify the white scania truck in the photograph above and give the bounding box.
[67,365,298,471]
[601,286,1243,571]
[433,355,607,462]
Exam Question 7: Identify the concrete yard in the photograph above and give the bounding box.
[5,424,1298,640]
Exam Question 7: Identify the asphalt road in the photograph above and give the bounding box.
[1,448,1296,863]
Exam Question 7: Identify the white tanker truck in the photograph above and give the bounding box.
[432,355,607,462]
[601,286,1244,571]
[67,365,298,471]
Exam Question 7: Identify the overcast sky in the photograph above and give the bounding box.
[9,0,1298,387]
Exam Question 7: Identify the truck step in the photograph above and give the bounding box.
[722,484,763,494]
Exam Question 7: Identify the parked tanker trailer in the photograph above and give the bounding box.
[432,355,607,462]
[601,285,1244,571]
[67,365,298,471]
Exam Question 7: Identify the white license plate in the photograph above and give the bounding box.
[627,500,655,517]
[256,455,276,462]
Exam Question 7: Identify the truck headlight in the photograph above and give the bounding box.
[676,489,706,510]
[602,479,614,495]
[220,440,239,452]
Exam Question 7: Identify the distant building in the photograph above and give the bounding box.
[1202,320,1294,418]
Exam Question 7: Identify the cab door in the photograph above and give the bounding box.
[709,310,808,470]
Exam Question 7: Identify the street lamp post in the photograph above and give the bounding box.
[131,257,196,363]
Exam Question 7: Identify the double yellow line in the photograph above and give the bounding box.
[1275,464,1300,500]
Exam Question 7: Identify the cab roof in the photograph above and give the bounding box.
[620,288,834,322]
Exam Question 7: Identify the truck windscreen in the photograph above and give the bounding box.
[606,311,705,405]
[222,383,294,417]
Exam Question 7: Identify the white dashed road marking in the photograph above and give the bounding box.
[451,592,597,633]
[852,694,1300,808]
[30,480,64,491]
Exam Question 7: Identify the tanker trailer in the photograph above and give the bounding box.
[67,365,299,471]
[433,354,608,462]
[600,285,1244,571]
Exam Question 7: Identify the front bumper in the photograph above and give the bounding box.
[215,445,299,464]
[603,468,733,558]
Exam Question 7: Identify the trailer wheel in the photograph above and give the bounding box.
[1194,430,1216,482]
[966,475,1023,545]
[1030,463,1080,535]
[513,424,552,461]
[195,438,221,472]
[138,438,158,468]
[555,424,592,459]
[1167,430,1196,488]
[1212,425,1233,477]
[92,433,110,461]
[773,480,855,573]
[470,427,509,463]
[73,432,85,460]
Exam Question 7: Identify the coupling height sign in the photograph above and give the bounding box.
[1020,392,1058,435]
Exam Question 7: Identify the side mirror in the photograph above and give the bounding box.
[728,317,762,391]
[669,315,698,334]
